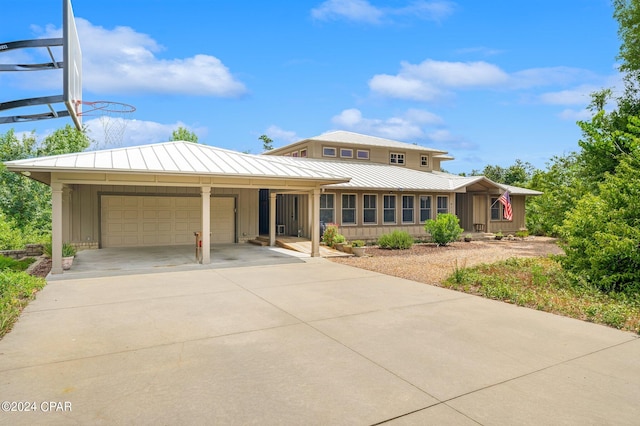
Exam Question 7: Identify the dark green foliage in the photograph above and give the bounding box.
[0,256,35,272]
[560,151,640,295]
[424,213,463,246]
[0,127,89,249]
[471,159,535,187]
[377,230,413,249]
[259,134,274,151]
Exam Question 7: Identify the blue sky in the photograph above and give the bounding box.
[1,0,622,173]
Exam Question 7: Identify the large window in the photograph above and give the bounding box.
[390,152,405,165]
[383,195,396,224]
[402,195,414,223]
[342,194,356,225]
[320,194,335,224]
[436,196,448,215]
[420,196,432,222]
[363,194,377,224]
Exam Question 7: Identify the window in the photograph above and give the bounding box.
[436,196,448,215]
[341,194,356,225]
[320,194,335,224]
[490,197,511,221]
[420,154,429,167]
[323,147,337,157]
[383,195,396,224]
[291,151,299,157]
[357,150,370,160]
[402,195,414,223]
[299,149,307,158]
[363,194,377,224]
[390,152,405,165]
[340,148,353,158]
[419,196,432,222]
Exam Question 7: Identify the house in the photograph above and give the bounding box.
[4,131,539,274]
[263,131,541,241]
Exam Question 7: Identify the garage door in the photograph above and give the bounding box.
[101,195,235,247]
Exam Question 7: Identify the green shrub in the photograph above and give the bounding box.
[42,241,76,258]
[0,270,46,338]
[0,256,35,272]
[515,229,529,238]
[424,213,463,246]
[377,230,414,249]
[322,225,345,248]
[351,240,365,248]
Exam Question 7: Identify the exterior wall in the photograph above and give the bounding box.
[315,189,456,243]
[274,141,440,172]
[68,184,259,246]
[487,194,526,234]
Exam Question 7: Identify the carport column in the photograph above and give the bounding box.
[201,187,211,264]
[311,188,320,257]
[51,182,63,274]
[269,192,276,246]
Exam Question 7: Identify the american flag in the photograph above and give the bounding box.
[498,191,513,221]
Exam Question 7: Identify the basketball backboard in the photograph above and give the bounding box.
[63,0,82,129]
[0,0,82,130]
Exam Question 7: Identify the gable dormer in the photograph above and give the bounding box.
[264,131,452,172]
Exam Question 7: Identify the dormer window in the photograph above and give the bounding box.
[420,154,429,167]
[340,148,353,158]
[390,152,405,165]
[356,150,369,160]
[323,147,337,157]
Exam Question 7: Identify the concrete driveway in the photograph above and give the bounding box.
[1,256,639,425]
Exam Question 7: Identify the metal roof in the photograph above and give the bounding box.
[268,156,499,192]
[3,141,351,183]
[268,130,448,155]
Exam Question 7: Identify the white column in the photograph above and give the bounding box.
[269,192,276,246]
[201,187,211,264]
[311,188,320,257]
[51,182,63,274]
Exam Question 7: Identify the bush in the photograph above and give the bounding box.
[377,230,414,249]
[42,241,76,258]
[351,240,365,247]
[0,256,35,272]
[321,224,344,248]
[0,270,46,338]
[424,213,463,246]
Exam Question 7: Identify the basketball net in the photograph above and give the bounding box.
[79,101,136,149]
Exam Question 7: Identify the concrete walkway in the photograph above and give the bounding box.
[0,258,638,424]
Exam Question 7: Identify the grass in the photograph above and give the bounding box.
[0,255,36,272]
[445,257,640,334]
[0,268,46,339]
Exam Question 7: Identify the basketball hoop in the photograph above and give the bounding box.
[78,100,135,148]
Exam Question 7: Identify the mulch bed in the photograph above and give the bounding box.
[26,257,52,278]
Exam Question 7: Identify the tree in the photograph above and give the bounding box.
[259,134,273,151]
[171,126,199,143]
[0,126,90,247]
[471,159,535,187]
[560,146,640,295]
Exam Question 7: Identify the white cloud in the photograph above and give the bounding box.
[84,118,206,149]
[538,86,596,106]
[331,107,445,141]
[369,59,608,103]
[557,109,592,121]
[311,0,454,24]
[29,19,247,97]
[312,0,383,23]
[264,125,299,143]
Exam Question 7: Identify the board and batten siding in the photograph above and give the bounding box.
[67,185,259,246]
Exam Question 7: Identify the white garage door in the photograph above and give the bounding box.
[101,195,235,247]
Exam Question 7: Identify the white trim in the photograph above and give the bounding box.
[390,152,405,165]
[323,146,337,157]
[341,193,357,226]
[383,194,397,224]
[356,149,370,160]
[419,195,432,222]
[363,193,377,225]
[340,148,353,158]
[401,194,415,224]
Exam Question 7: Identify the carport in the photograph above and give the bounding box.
[4,141,350,274]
